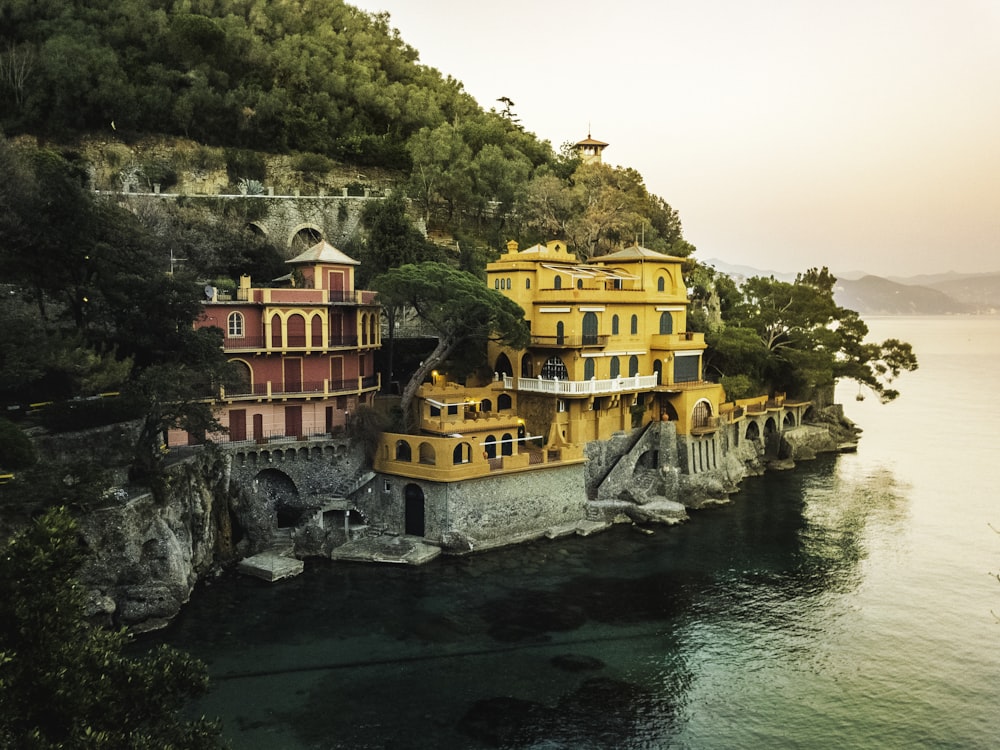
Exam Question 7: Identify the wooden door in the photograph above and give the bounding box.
[229,409,247,441]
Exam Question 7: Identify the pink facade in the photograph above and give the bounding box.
[167,241,381,445]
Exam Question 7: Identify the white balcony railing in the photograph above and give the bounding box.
[503,374,658,396]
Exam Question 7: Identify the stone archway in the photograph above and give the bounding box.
[254,468,301,528]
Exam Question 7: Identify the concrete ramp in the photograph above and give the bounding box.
[331,535,441,565]
[238,552,305,582]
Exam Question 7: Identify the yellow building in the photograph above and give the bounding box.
[485,240,725,446]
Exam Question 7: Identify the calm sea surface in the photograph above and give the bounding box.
[152,316,1000,749]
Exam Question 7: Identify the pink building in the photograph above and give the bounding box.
[169,240,381,445]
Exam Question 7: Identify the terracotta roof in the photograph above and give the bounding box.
[591,245,686,263]
[286,239,359,266]
[575,136,609,147]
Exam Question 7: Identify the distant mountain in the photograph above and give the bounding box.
[926,273,1000,312]
[701,258,998,314]
[700,258,797,283]
[833,276,971,315]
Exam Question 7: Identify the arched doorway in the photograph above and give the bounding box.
[255,469,300,528]
[404,483,425,536]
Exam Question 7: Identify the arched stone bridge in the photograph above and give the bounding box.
[120,189,423,257]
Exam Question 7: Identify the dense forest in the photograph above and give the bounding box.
[0,0,691,256]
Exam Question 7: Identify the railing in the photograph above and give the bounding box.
[691,416,721,434]
[222,375,380,399]
[221,334,365,351]
[530,334,609,348]
[503,374,658,396]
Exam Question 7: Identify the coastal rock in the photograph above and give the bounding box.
[623,498,688,525]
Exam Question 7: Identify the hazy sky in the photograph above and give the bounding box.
[350,0,1000,278]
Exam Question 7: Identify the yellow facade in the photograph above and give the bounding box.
[375,239,728,482]
[486,240,724,444]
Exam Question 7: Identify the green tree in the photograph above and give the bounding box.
[372,262,529,427]
[707,268,917,403]
[0,507,226,748]
[406,123,473,225]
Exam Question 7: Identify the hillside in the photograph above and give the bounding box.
[926,273,1000,312]
[833,276,971,315]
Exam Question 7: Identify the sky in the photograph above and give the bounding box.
[349,0,1000,278]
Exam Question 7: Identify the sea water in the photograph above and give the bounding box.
[152,316,1000,749]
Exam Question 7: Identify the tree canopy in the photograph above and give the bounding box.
[701,267,918,403]
[0,136,245,480]
[372,262,529,426]
[0,506,225,748]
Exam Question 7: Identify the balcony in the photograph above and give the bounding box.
[691,416,721,435]
[221,334,367,352]
[529,334,609,349]
[503,374,658,396]
[221,374,380,401]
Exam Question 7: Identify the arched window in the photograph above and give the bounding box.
[610,356,620,378]
[484,435,498,459]
[653,359,663,385]
[498,393,513,411]
[629,355,639,377]
[577,278,583,289]
[554,275,562,290]
[582,312,598,345]
[311,316,323,347]
[453,443,471,464]
[418,442,436,465]
[495,279,500,289]
[270,313,282,348]
[541,356,569,380]
[612,315,619,335]
[230,360,252,395]
[525,278,531,289]
[395,440,412,461]
[480,399,493,413]
[519,353,532,378]
[507,277,512,289]
[692,400,713,429]
[556,321,565,345]
[657,276,665,292]
[584,358,595,380]
[630,314,638,335]
[659,312,673,335]
[227,312,244,337]
[495,353,513,377]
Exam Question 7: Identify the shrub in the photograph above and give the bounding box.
[291,151,335,175]
[0,418,36,469]
[224,148,266,183]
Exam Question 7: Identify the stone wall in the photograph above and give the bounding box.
[368,464,589,552]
